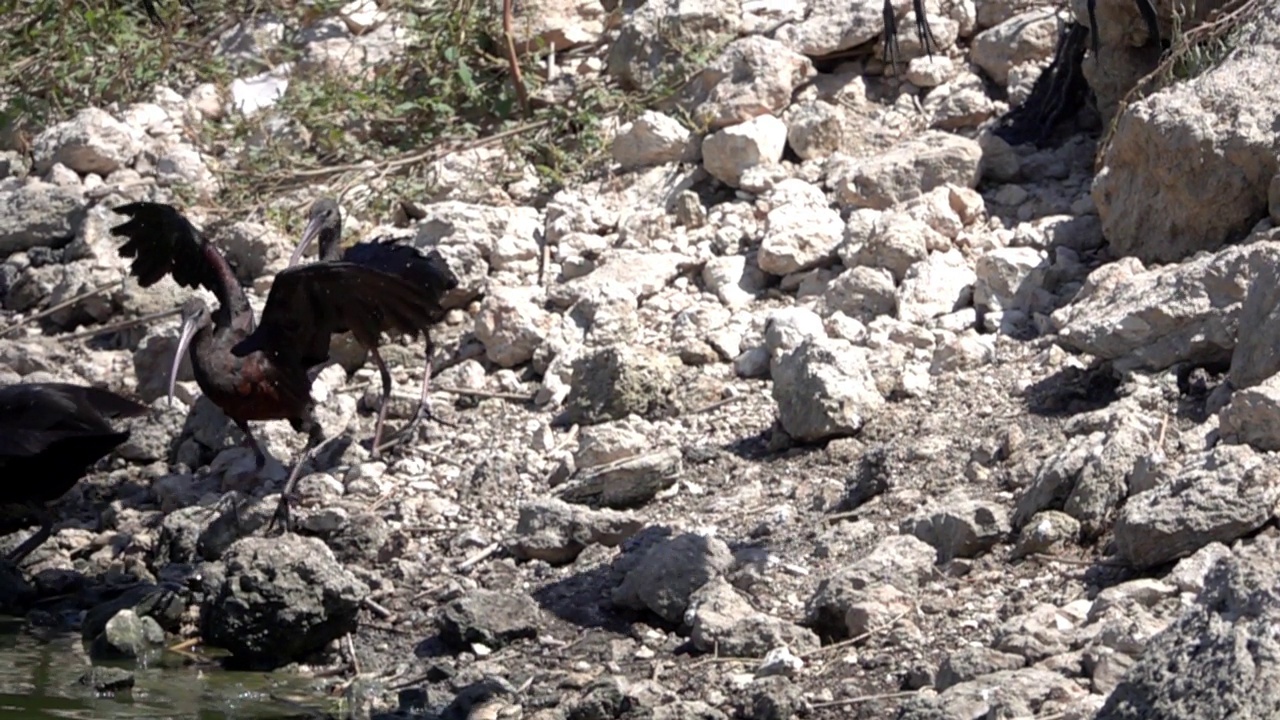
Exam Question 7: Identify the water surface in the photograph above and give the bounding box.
[0,617,338,719]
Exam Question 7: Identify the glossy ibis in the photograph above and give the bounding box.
[110,201,449,530]
[0,383,148,565]
[284,197,459,456]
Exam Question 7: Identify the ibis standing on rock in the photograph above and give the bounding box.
[284,197,459,456]
[110,201,449,530]
[0,382,148,565]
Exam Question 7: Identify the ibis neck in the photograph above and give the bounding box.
[319,226,343,261]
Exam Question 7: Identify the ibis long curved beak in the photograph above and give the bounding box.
[289,214,325,267]
[169,314,200,406]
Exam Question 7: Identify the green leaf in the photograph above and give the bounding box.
[456,62,475,91]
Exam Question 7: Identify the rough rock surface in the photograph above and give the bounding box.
[200,536,369,670]
[1092,8,1280,264]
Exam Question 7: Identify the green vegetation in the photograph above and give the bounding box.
[1094,0,1255,167]
[0,0,709,231]
[1163,0,1247,83]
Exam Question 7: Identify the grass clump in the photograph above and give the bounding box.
[0,0,714,227]
[1094,0,1255,167]
[0,0,233,142]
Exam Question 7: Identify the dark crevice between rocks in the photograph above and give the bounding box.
[1021,360,1122,417]
[1172,358,1233,424]
[528,553,651,635]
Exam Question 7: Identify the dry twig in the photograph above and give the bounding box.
[0,279,123,337]
[809,690,921,709]
[501,0,531,118]
[800,608,912,660]
[61,307,182,342]
[1095,0,1257,167]
[457,541,500,572]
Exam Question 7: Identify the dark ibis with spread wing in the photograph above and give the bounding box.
[282,197,459,456]
[0,382,148,565]
[110,201,447,530]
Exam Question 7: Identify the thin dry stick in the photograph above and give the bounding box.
[225,119,551,187]
[418,445,463,466]
[686,394,747,416]
[823,510,861,524]
[167,637,201,653]
[549,423,580,455]
[371,429,465,464]
[1029,553,1129,567]
[358,621,408,635]
[1094,0,1257,167]
[809,690,920,710]
[800,608,912,659]
[61,307,182,342]
[366,488,398,514]
[346,633,362,675]
[0,279,123,336]
[362,597,395,621]
[457,541,500,572]
[538,235,552,287]
[416,445,463,467]
[501,0,531,118]
[435,385,535,402]
[83,178,157,200]
[388,671,435,691]
[690,651,762,668]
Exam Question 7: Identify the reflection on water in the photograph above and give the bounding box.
[0,616,337,719]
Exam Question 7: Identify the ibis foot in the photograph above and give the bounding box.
[266,432,342,536]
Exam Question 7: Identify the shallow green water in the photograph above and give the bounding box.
[0,617,338,719]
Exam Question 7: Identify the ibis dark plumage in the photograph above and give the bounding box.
[283,198,459,456]
[110,201,449,529]
[0,383,147,565]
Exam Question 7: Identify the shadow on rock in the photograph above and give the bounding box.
[1021,361,1121,417]
[529,525,678,634]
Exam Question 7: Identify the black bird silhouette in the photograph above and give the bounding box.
[0,383,148,565]
[110,201,448,530]
[281,197,459,456]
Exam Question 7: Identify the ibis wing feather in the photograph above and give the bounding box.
[340,242,459,338]
[57,384,149,421]
[0,383,142,458]
[341,242,459,296]
[231,262,445,366]
[110,202,248,317]
[111,202,217,291]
